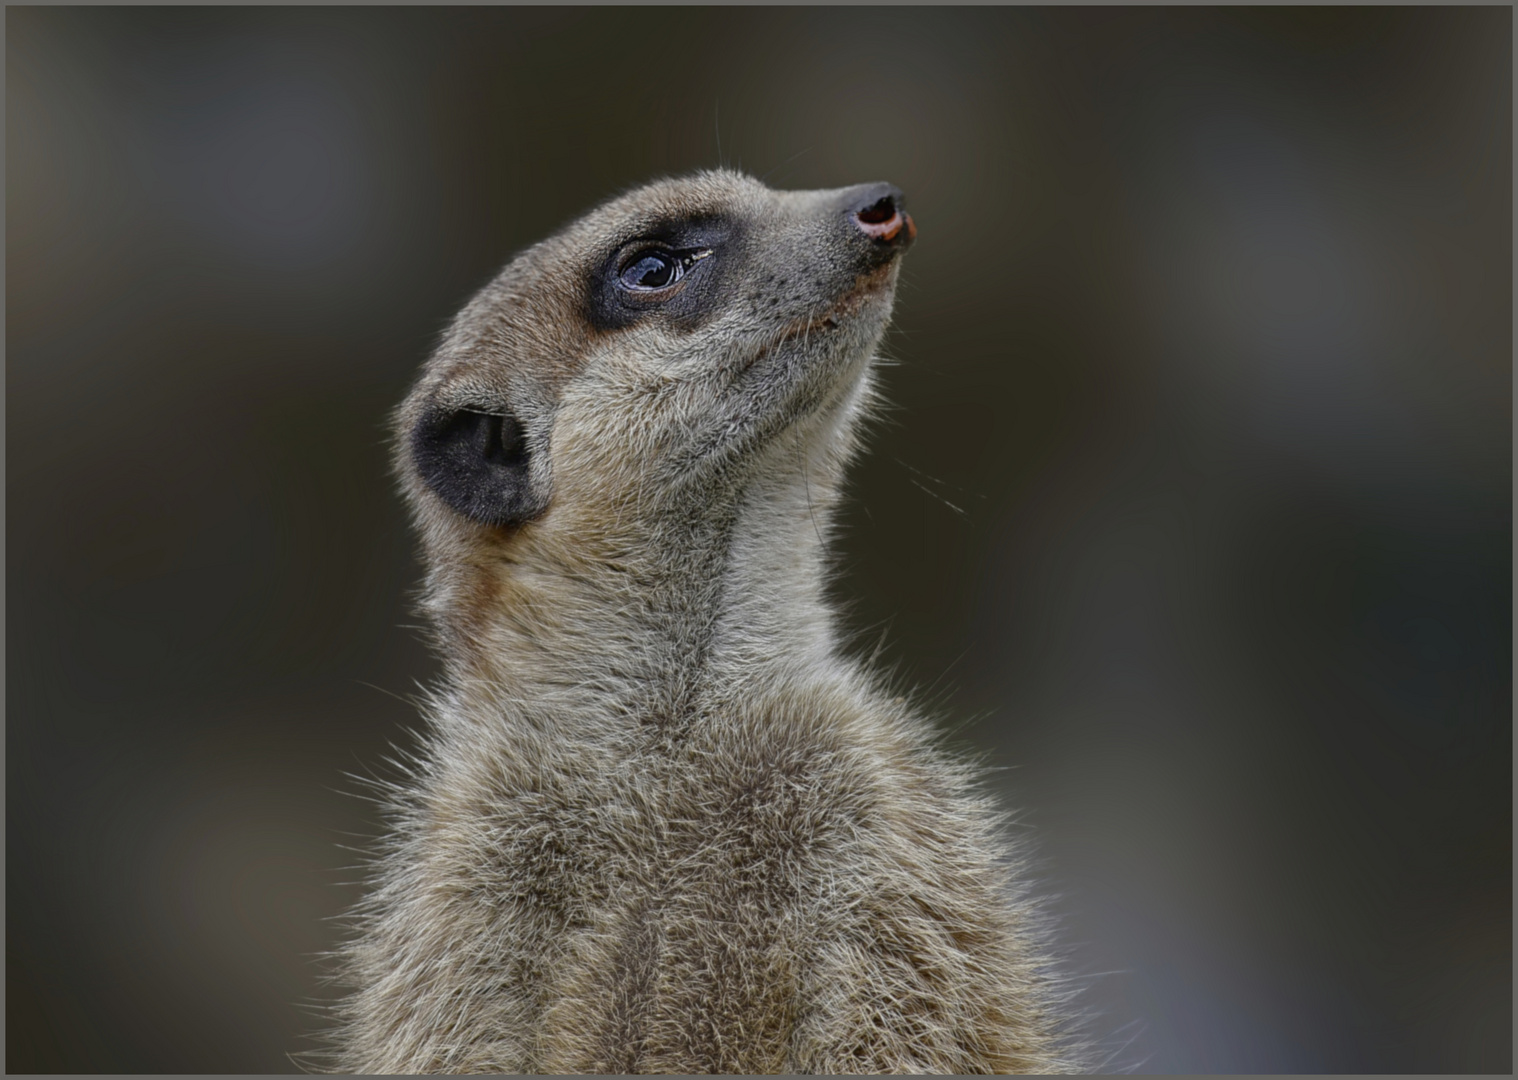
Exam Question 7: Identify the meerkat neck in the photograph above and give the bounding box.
[431,445,848,732]
[707,452,844,682]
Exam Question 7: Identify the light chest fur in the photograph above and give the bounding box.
[332,171,1076,1074]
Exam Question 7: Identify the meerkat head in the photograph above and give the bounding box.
[395,170,914,619]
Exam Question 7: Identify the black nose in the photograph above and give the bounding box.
[846,183,916,247]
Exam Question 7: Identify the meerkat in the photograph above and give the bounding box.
[331,170,1077,1074]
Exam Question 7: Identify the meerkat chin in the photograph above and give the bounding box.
[330,171,1078,1075]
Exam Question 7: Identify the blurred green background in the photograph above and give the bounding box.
[7,7,1510,1072]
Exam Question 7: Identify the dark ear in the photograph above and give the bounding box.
[410,404,547,527]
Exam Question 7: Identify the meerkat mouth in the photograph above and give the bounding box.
[732,263,897,384]
[777,261,899,341]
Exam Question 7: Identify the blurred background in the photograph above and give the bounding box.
[7,7,1510,1073]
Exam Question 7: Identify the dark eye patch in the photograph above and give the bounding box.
[588,215,739,332]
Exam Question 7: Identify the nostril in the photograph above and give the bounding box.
[855,197,897,225]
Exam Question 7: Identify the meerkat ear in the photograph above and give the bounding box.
[410,404,548,527]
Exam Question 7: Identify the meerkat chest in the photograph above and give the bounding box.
[462,722,865,1072]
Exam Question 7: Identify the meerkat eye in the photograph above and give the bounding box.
[617,248,711,292]
[620,252,680,290]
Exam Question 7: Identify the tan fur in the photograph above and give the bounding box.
[329,171,1078,1074]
